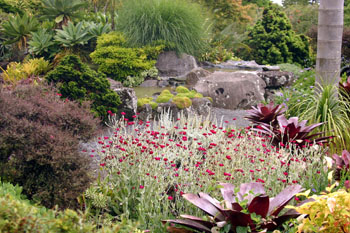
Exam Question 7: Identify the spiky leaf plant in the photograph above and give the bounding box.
[54,21,92,49]
[245,102,286,127]
[333,150,350,182]
[255,115,331,149]
[290,84,350,152]
[163,182,304,233]
[1,13,39,49]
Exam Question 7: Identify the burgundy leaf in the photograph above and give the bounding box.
[248,195,270,218]
[221,209,254,227]
[163,219,211,233]
[180,215,216,229]
[237,183,265,203]
[220,183,235,209]
[268,184,303,216]
[166,226,194,233]
[199,192,223,210]
[183,193,225,220]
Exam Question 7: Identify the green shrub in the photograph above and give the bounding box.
[116,0,208,56]
[90,33,160,81]
[46,55,120,121]
[0,84,100,209]
[122,66,159,87]
[95,31,126,49]
[175,86,190,93]
[137,97,158,110]
[0,181,144,232]
[172,96,192,109]
[176,89,203,99]
[277,63,303,77]
[156,93,174,103]
[245,4,311,66]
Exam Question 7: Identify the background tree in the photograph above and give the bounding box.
[244,4,311,66]
[282,0,319,6]
[316,0,344,85]
[242,0,270,7]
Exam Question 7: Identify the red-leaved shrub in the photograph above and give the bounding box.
[0,84,101,209]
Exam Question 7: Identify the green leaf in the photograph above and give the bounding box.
[55,14,64,23]
[236,226,248,233]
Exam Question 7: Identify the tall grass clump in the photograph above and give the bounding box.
[290,84,350,152]
[116,0,209,56]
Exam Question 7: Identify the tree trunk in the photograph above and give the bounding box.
[316,0,344,86]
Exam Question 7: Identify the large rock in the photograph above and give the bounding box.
[257,71,295,88]
[140,80,159,87]
[156,51,198,77]
[191,98,212,116]
[185,67,212,86]
[194,71,266,110]
[113,87,138,119]
[108,78,123,89]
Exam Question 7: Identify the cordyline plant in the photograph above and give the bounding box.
[163,182,303,233]
[255,115,332,149]
[245,102,286,127]
[333,150,350,181]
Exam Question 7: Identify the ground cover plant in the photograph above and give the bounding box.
[85,112,328,232]
[0,180,145,232]
[0,84,100,209]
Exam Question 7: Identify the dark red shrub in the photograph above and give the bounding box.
[0,84,101,209]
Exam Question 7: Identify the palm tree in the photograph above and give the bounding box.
[316,0,344,85]
[41,0,87,28]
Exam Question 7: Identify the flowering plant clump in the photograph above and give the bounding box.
[85,112,327,232]
[293,186,350,233]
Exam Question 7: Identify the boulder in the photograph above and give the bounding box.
[108,78,123,89]
[137,104,153,121]
[185,67,212,86]
[113,87,138,119]
[257,71,295,88]
[156,51,198,77]
[217,60,262,71]
[140,80,158,87]
[194,71,266,110]
[191,97,212,116]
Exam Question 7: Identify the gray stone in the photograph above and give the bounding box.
[113,87,138,119]
[137,104,153,121]
[185,67,212,86]
[194,71,266,110]
[140,80,158,87]
[262,66,280,71]
[156,51,198,77]
[217,60,263,71]
[108,78,123,89]
[158,80,169,87]
[191,97,212,116]
[257,71,295,88]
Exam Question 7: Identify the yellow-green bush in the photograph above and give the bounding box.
[172,96,192,109]
[176,89,203,99]
[156,93,174,103]
[91,32,163,81]
[0,58,51,85]
[137,97,158,110]
[95,31,126,49]
[175,85,190,93]
[295,188,350,233]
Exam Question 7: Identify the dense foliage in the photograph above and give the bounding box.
[0,84,100,209]
[116,0,208,56]
[244,4,311,66]
[46,55,121,121]
[90,32,163,81]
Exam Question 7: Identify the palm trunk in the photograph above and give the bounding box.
[316,0,344,86]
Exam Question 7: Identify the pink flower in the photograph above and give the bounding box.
[139,185,144,189]
[226,155,231,160]
[168,196,173,200]
[121,112,126,115]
